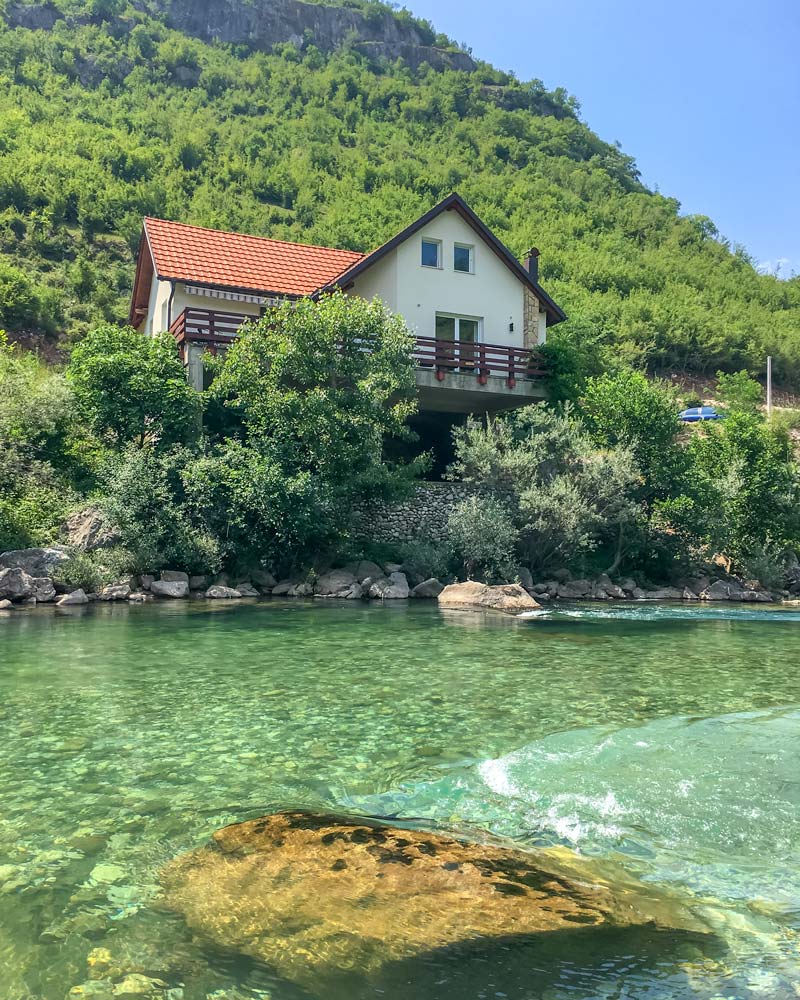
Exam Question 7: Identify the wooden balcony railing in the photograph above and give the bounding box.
[168,308,544,386]
[169,307,251,348]
[413,336,544,387]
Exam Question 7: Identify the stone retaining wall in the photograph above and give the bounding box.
[351,481,476,544]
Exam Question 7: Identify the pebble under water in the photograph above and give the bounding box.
[1,598,799,999]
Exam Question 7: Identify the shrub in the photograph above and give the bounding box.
[67,325,201,450]
[100,446,221,574]
[397,538,454,581]
[449,404,640,575]
[447,495,519,581]
[53,552,109,593]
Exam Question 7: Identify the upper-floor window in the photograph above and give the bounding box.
[421,238,441,268]
[454,243,474,273]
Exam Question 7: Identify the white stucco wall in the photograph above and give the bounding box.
[146,279,261,335]
[350,210,526,349]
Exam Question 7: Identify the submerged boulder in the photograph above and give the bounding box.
[161,810,710,992]
[438,581,540,614]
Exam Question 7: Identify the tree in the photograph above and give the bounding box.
[99,445,221,575]
[67,325,201,449]
[0,262,45,332]
[0,333,81,548]
[689,412,799,565]
[209,292,419,492]
[200,293,422,571]
[715,369,763,415]
[581,368,685,500]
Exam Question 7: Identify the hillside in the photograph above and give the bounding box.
[1,0,798,383]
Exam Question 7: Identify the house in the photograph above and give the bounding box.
[129,193,565,414]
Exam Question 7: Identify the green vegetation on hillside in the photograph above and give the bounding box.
[1,1,798,383]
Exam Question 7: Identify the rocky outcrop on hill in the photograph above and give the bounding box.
[156,0,476,72]
[5,0,476,73]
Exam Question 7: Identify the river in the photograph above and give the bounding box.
[1,599,799,998]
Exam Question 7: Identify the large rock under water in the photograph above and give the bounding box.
[160,810,710,991]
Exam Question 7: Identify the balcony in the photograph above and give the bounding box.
[169,308,547,411]
[169,307,248,351]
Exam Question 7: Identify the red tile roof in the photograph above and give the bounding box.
[143,217,365,297]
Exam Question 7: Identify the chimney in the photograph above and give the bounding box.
[523,247,540,281]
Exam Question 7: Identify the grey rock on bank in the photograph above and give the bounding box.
[31,577,56,603]
[150,579,189,599]
[343,560,383,583]
[411,577,444,598]
[438,581,541,614]
[98,583,131,602]
[0,546,70,578]
[206,585,242,599]
[315,569,357,597]
[0,567,34,601]
[0,599,12,610]
[57,589,89,606]
[369,572,410,599]
[251,568,277,589]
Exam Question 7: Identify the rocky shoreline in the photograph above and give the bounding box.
[0,546,794,612]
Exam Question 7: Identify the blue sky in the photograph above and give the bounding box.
[413,0,800,276]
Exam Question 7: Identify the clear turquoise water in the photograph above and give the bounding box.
[1,599,800,999]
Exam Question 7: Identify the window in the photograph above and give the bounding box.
[421,238,441,268]
[434,313,481,371]
[454,243,474,273]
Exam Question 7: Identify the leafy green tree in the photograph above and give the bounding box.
[100,445,221,574]
[0,333,83,548]
[67,324,201,449]
[715,369,763,415]
[0,262,46,332]
[581,368,685,499]
[200,293,421,571]
[689,412,799,565]
[210,292,418,490]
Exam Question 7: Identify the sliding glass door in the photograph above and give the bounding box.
[435,314,481,371]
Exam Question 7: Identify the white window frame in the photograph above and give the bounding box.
[453,242,474,274]
[435,312,483,343]
[421,238,442,269]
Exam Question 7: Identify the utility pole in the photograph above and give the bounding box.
[766,355,773,420]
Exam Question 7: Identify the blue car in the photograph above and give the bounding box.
[679,406,723,422]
